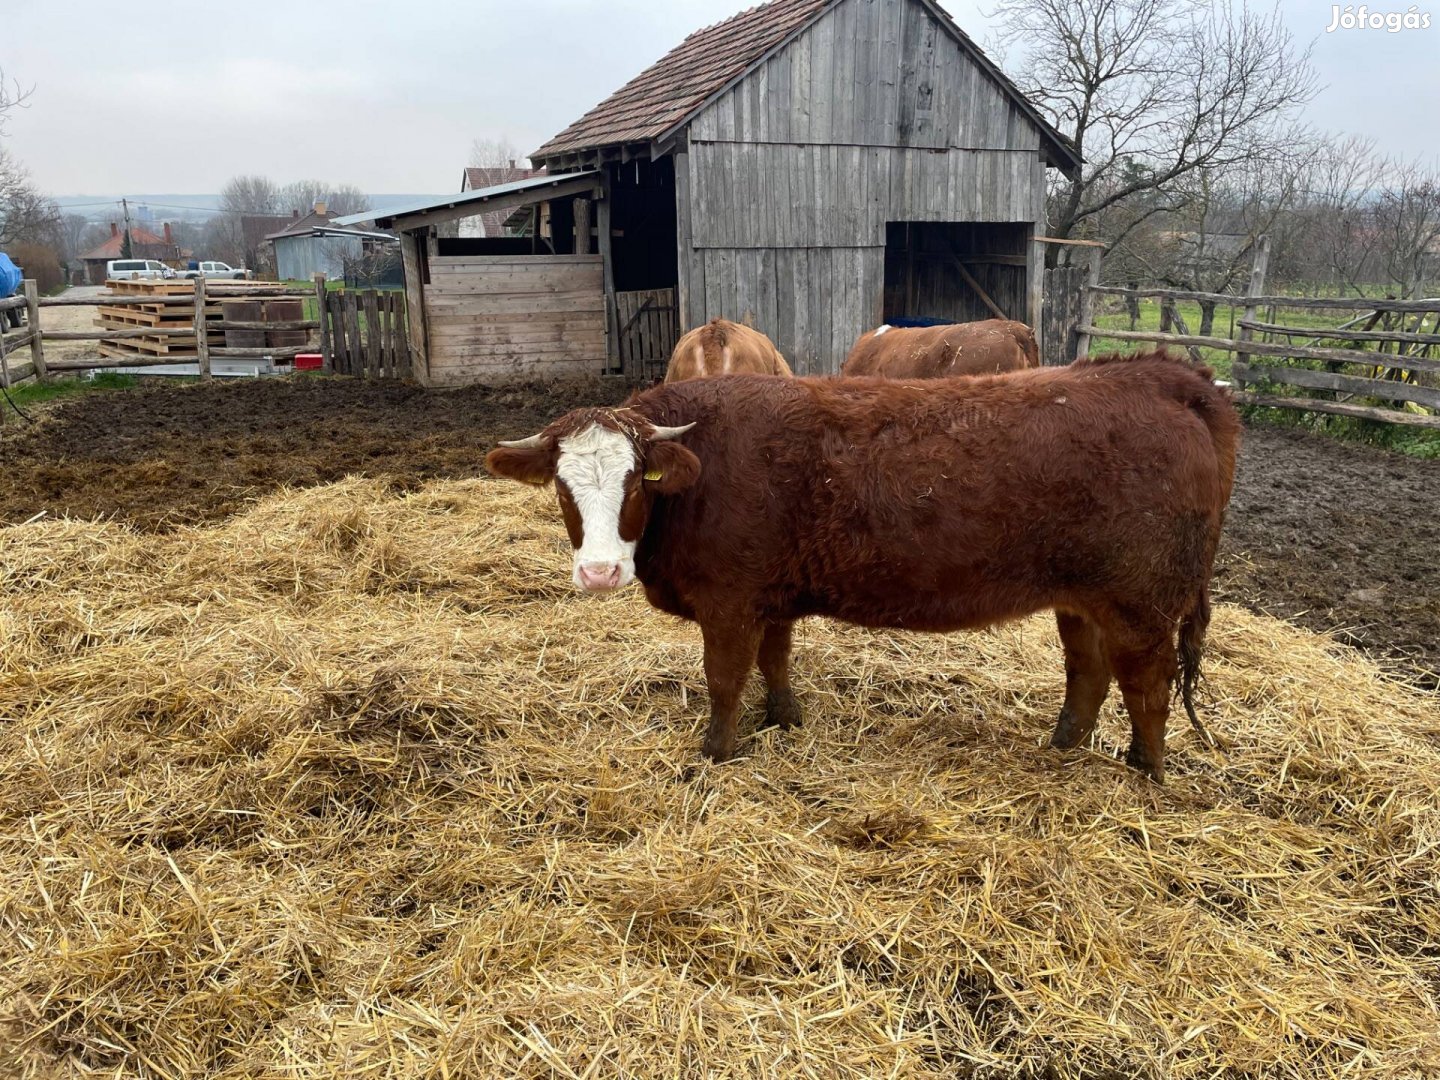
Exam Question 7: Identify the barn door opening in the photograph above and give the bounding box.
[882,222,1029,325]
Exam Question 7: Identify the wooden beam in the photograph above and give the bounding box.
[387,175,602,234]
[1089,284,1440,314]
[314,273,333,371]
[1235,235,1270,372]
[192,277,211,379]
[1078,325,1440,375]
[573,197,592,256]
[23,280,46,381]
[1232,362,1440,410]
[1238,318,1440,348]
[399,231,430,384]
[953,257,1006,320]
[1232,390,1440,428]
[1073,247,1102,359]
[597,172,618,372]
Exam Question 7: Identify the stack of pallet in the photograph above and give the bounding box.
[95,280,281,361]
[95,279,217,361]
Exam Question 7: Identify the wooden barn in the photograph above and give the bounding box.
[349,0,1079,385]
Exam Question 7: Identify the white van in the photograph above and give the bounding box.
[106,259,175,281]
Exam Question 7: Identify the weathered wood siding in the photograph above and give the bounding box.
[688,144,1040,248]
[689,0,1042,152]
[675,0,1054,373]
[424,255,605,385]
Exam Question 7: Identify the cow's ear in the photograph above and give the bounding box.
[485,445,556,486]
[642,441,700,495]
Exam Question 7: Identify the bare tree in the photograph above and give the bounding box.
[1370,161,1440,300]
[220,175,282,216]
[280,179,372,218]
[0,67,35,135]
[470,136,521,169]
[0,147,59,248]
[992,0,1317,252]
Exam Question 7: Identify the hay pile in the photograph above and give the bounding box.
[1,478,1437,1079]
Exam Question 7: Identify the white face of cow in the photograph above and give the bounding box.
[555,423,642,593]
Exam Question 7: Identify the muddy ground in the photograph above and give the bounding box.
[2,376,1436,686]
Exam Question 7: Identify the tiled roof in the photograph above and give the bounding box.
[79,226,178,261]
[531,0,1079,173]
[532,0,833,159]
[265,209,338,241]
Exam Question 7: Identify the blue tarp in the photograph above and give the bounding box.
[0,253,21,298]
[887,316,952,328]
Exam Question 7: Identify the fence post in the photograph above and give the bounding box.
[314,273,332,371]
[23,280,47,381]
[1235,235,1270,387]
[193,276,211,380]
[1073,246,1102,359]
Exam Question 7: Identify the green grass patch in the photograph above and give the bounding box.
[7,372,139,410]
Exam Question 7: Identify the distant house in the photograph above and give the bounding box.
[457,164,541,238]
[77,222,187,285]
[266,203,398,282]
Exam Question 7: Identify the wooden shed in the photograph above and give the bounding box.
[351,0,1079,385]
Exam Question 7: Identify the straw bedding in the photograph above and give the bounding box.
[1,477,1437,1078]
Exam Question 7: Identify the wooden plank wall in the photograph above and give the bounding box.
[673,0,1053,374]
[688,0,1043,152]
[687,144,1040,248]
[424,255,605,385]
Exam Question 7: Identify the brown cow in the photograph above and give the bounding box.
[664,318,793,382]
[486,352,1239,782]
[842,319,1039,378]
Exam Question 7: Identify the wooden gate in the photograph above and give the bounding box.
[1041,264,1086,365]
[616,288,678,382]
[323,289,410,378]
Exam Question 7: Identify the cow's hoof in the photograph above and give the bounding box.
[1124,745,1164,783]
[702,735,737,763]
[1048,705,1096,750]
[763,689,804,731]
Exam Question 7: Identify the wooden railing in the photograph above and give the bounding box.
[1077,237,1440,429]
[1,276,419,390]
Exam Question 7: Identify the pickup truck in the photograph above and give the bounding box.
[181,261,250,280]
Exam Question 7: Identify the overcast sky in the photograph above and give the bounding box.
[4,0,1435,196]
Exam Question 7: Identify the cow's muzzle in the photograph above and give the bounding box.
[577,562,624,592]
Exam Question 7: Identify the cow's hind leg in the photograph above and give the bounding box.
[1049,611,1112,750]
[699,619,763,763]
[757,619,803,732]
[1107,632,1178,783]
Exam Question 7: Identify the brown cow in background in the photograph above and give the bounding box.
[487,352,1239,783]
[843,319,1039,378]
[664,318,793,382]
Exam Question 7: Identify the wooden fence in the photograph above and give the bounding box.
[616,287,679,382]
[1077,236,1440,429]
[321,289,409,378]
[0,275,415,391]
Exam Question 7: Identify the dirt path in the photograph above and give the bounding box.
[2,377,1436,685]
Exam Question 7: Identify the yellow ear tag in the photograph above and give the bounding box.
[643,468,663,482]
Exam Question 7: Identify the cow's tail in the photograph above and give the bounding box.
[1178,586,1217,748]
[700,319,728,374]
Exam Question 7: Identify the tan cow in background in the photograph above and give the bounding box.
[664,318,793,382]
[842,319,1039,378]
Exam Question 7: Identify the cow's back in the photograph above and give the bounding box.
[842,320,1038,378]
[631,359,1236,627]
[665,318,792,382]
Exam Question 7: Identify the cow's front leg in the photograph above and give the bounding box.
[699,619,763,762]
[757,619,803,732]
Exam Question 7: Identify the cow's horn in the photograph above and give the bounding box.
[497,433,547,449]
[649,422,695,441]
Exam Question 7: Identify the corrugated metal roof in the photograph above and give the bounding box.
[333,171,601,228]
